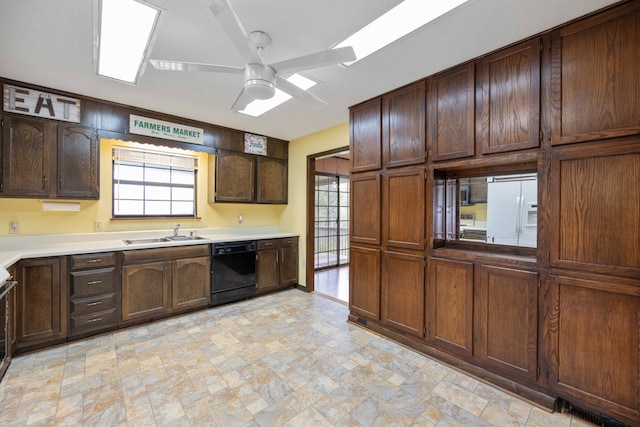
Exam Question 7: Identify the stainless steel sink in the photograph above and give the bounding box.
[123,237,170,245]
[165,235,207,241]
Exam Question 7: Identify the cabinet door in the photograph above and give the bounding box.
[476,265,538,382]
[2,116,54,197]
[122,261,170,322]
[57,125,99,199]
[214,150,255,203]
[279,241,298,287]
[548,275,640,426]
[15,257,64,347]
[550,4,640,145]
[172,256,211,311]
[350,173,381,245]
[256,248,279,293]
[350,98,382,172]
[427,63,476,161]
[381,250,425,337]
[349,245,380,321]
[480,38,541,154]
[256,157,287,204]
[383,81,426,167]
[383,168,425,250]
[428,258,473,357]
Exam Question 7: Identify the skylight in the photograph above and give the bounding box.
[239,74,318,117]
[334,0,469,66]
[96,0,163,84]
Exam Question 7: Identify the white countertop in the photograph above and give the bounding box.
[0,226,297,284]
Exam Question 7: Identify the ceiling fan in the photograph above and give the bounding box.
[149,0,356,111]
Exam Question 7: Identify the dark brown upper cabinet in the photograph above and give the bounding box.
[479,38,541,154]
[350,172,381,246]
[383,81,426,168]
[256,156,287,204]
[57,125,99,199]
[2,116,54,197]
[350,98,382,172]
[550,3,640,145]
[427,63,476,161]
[213,150,255,203]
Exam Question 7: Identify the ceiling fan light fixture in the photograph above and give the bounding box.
[244,64,276,100]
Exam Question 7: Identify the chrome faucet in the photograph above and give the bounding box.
[173,224,181,236]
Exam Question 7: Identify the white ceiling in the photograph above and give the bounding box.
[0,0,621,142]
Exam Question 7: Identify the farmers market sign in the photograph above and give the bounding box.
[129,114,204,145]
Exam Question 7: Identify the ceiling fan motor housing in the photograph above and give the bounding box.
[244,63,276,100]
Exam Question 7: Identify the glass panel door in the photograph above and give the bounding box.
[315,174,349,269]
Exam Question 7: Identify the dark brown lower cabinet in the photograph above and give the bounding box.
[381,250,425,338]
[475,265,538,382]
[15,257,66,350]
[256,237,298,294]
[122,245,210,323]
[428,257,473,357]
[548,274,640,425]
[349,245,380,320]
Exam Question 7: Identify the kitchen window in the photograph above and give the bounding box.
[112,147,197,218]
[434,168,538,253]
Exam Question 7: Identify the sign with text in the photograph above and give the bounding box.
[3,84,81,123]
[129,114,204,145]
[244,133,267,155]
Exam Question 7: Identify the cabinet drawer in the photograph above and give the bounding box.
[258,239,280,250]
[280,237,298,247]
[70,252,116,270]
[70,267,116,297]
[70,293,116,315]
[70,308,117,334]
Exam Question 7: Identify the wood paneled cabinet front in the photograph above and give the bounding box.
[349,245,380,321]
[548,274,640,426]
[256,237,298,294]
[350,98,382,172]
[383,81,426,168]
[1,116,99,199]
[121,245,210,323]
[15,257,66,350]
[256,156,287,204]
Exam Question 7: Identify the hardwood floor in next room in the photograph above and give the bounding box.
[314,266,349,304]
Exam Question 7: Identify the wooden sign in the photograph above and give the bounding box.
[244,133,267,155]
[3,84,81,123]
[129,114,204,145]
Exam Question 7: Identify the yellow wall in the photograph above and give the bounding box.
[0,138,283,236]
[279,122,349,287]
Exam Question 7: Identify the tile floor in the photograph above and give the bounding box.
[0,289,595,426]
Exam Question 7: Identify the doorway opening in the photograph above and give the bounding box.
[306,148,350,304]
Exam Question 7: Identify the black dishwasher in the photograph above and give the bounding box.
[211,241,256,306]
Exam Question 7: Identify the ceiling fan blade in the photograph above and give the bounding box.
[276,76,327,107]
[150,59,243,74]
[230,87,253,111]
[271,46,356,74]
[205,0,261,64]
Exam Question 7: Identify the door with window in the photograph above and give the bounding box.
[314,174,349,269]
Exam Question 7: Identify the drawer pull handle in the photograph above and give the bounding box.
[86,317,103,323]
[87,301,102,307]
[86,280,102,285]
[86,259,103,263]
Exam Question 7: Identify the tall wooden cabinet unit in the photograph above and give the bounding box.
[1,116,99,199]
[550,3,640,146]
[15,257,66,350]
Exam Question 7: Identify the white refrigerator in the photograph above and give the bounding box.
[486,174,537,247]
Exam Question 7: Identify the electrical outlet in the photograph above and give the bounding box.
[9,220,20,234]
[94,220,103,231]
[238,214,243,224]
